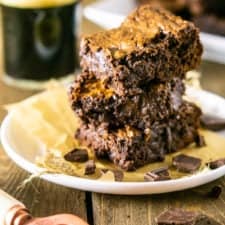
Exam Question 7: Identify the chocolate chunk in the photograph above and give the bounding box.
[64,148,89,162]
[101,169,124,182]
[156,208,221,225]
[207,186,222,199]
[195,134,206,147]
[172,154,201,173]
[206,158,225,169]
[144,167,171,181]
[85,160,96,175]
[113,170,124,182]
[201,114,225,131]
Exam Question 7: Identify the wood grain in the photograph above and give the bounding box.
[0,146,88,220]
[93,179,225,225]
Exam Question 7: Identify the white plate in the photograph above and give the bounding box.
[84,0,225,64]
[1,88,225,195]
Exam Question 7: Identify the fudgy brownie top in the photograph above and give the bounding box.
[81,4,198,60]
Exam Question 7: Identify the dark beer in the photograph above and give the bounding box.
[1,0,79,81]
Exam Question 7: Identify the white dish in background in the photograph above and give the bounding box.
[1,88,225,195]
[84,0,225,64]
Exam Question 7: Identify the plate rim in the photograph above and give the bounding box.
[1,92,225,195]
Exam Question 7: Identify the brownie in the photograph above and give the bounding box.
[76,102,201,171]
[80,4,202,95]
[144,167,171,181]
[206,158,225,169]
[69,72,185,130]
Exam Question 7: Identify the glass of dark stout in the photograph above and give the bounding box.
[1,0,80,88]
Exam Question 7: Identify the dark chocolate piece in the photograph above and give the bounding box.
[77,102,201,171]
[207,186,222,199]
[112,170,124,182]
[64,148,89,163]
[195,134,206,147]
[172,154,201,173]
[84,160,96,175]
[100,169,124,181]
[80,4,202,96]
[206,158,225,169]
[201,115,225,131]
[144,167,171,181]
[156,208,221,225]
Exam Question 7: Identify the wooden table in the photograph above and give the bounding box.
[1,1,225,224]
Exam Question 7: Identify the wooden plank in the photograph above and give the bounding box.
[0,147,88,220]
[93,178,225,225]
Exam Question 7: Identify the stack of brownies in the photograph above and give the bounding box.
[69,4,203,171]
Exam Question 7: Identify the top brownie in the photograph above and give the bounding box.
[80,4,202,95]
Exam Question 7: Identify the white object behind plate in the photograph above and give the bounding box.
[84,0,225,64]
[1,88,225,195]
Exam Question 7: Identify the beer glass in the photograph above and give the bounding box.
[1,0,80,88]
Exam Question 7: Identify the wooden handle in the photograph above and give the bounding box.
[0,189,25,225]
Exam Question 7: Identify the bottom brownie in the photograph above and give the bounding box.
[76,102,202,171]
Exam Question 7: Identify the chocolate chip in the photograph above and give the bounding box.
[144,167,171,182]
[64,148,89,163]
[172,154,201,173]
[201,114,225,131]
[156,208,221,225]
[207,186,222,199]
[85,160,96,175]
[206,158,225,169]
[195,134,206,147]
